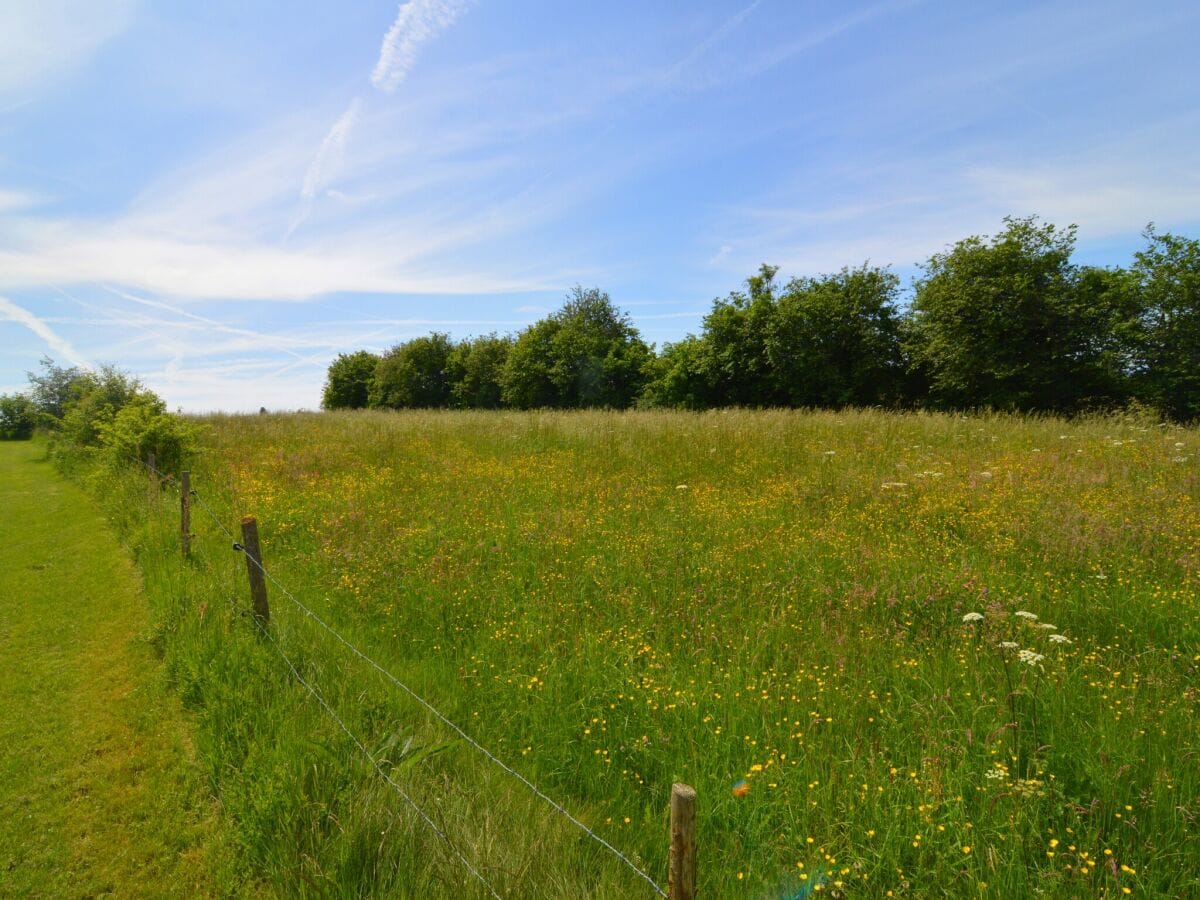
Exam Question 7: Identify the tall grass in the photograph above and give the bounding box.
[85,408,1199,897]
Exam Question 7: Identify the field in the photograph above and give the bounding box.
[91,408,1199,897]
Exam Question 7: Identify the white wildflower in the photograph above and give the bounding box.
[979,471,993,478]
[675,484,689,490]
[822,450,836,456]
[999,641,1019,650]
[1048,634,1072,644]
[881,482,908,489]
[1015,610,1038,621]
[1017,649,1045,666]
[962,612,984,623]
[1036,623,1057,630]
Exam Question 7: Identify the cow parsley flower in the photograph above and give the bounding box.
[1015,610,1038,621]
[999,641,1019,649]
[962,612,984,623]
[1017,649,1045,666]
[1048,634,1072,644]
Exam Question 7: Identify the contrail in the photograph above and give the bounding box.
[302,98,363,200]
[371,0,469,93]
[0,295,91,368]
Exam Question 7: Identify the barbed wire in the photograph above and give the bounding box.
[136,455,666,897]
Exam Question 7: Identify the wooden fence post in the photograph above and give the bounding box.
[240,516,270,624]
[669,783,696,900]
[180,470,191,559]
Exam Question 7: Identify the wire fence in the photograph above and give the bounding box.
[136,454,671,898]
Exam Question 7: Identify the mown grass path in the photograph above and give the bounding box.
[0,440,225,896]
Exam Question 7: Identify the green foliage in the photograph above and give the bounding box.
[446,333,511,409]
[767,264,905,408]
[906,216,1143,413]
[323,216,1200,418]
[1133,226,1200,421]
[639,336,712,409]
[25,356,86,420]
[97,395,199,475]
[908,217,1084,411]
[694,264,781,406]
[370,333,455,409]
[501,287,652,409]
[25,360,197,475]
[1065,265,1144,408]
[321,351,379,410]
[0,392,37,439]
[59,365,146,449]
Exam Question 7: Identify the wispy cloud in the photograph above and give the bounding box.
[371,0,470,92]
[0,189,43,213]
[0,0,136,98]
[286,97,364,239]
[0,295,90,368]
[659,0,761,87]
[301,98,363,201]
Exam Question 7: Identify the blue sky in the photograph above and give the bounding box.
[2,0,1198,411]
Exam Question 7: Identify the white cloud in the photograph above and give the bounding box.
[0,295,90,368]
[0,0,137,98]
[371,0,469,92]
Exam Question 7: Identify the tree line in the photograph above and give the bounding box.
[0,359,196,472]
[323,218,1199,420]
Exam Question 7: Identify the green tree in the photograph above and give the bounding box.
[501,288,652,409]
[1064,265,1143,409]
[447,334,512,409]
[26,357,87,421]
[906,216,1106,412]
[321,351,380,410]
[59,365,146,448]
[1133,227,1200,420]
[640,335,713,409]
[695,265,780,406]
[766,264,904,408]
[0,393,37,439]
[370,333,455,409]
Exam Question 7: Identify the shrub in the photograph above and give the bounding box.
[0,393,37,439]
[98,396,199,475]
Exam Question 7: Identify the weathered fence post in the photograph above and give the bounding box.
[240,516,270,624]
[180,470,191,559]
[669,783,696,900]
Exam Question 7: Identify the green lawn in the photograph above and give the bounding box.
[0,440,229,896]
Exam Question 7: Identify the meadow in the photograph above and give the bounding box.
[89,408,1199,898]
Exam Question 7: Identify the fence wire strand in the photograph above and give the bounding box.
[146,460,501,898]
[247,605,501,899]
[139,456,666,898]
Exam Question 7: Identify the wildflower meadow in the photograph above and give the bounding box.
[100,408,1198,897]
